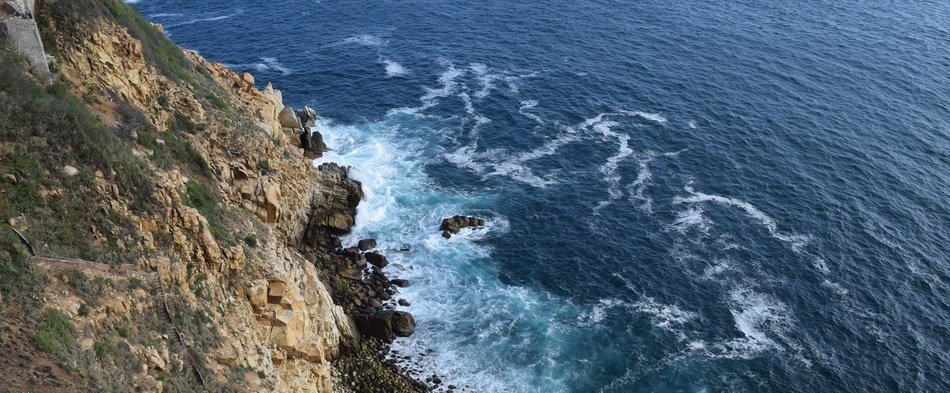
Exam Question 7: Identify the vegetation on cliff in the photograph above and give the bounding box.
[1,1,428,392]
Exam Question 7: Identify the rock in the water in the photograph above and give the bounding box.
[357,238,377,251]
[390,279,410,288]
[397,299,410,307]
[278,106,300,128]
[296,106,318,128]
[365,252,388,268]
[439,215,485,238]
[62,165,79,177]
[392,311,415,337]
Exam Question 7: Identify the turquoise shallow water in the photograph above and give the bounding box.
[133,1,949,391]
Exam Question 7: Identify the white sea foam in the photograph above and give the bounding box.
[468,63,537,99]
[700,260,734,280]
[167,11,243,28]
[619,109,668,124]
[147,13,183,18]
[689,288,797,360]
[518,100,544,125]
[342,34,386,46]
[822,279,849,296]
[315,114,600,390]
[623,155,655,212]
[581,296,697,328]
[258,57,291,75]
[671,206,711,234]
[593,120,631,210]
[470,62,494,99]
[673,185,811,251]
[389,64,464,116]
[382,59,408,77]
[224,57,292,76]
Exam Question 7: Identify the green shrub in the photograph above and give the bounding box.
[243,234,258,248]
[257,159,274,175]
[0,230,40,296]
[56,269,110,307]
[170,111,200,134]
[180,180,225,239]
[206,92,229,112]
[35,308,75,354]
[116,324,130,338]
[128,276,143,290]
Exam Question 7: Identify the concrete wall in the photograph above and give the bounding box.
[2,0,51,83]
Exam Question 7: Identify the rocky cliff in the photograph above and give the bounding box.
[0,1,422,392]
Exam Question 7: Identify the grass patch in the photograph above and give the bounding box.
[256,159,274,176]
[56,269,110,307]
[0,229,44,297]
[35,308,75,354]
[206,92,230,112]
[0,53,151,262]
[180,180,225,239]
[243,234,258,248]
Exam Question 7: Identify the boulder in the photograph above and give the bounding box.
[278,106,300,129]
[355,313,385,340]
[62,165,79,177]
[342,247,366,267]
[392,311,415,337]
[364,252,388,269]
[240,72,254,89]
[357,238,377,251]
[296,106,318,128]
[397,299,410,307]
[390,279,410,288]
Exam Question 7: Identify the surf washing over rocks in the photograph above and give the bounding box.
[134,0,950,391]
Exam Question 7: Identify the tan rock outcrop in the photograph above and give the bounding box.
[53,19,204,129]
[33,14,367,393]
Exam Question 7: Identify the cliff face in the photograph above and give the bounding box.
[0,1,377,392]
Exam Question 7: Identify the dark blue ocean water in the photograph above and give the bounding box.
[131,1,950,391]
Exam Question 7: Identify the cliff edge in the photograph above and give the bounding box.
[0,1,423,392]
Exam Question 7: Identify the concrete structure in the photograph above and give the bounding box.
[1,0,51,83]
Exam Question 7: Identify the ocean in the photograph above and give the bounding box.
[130,1,950,391]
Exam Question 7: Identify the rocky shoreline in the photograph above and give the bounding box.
[298,161,470,391]
[0,0,471,390]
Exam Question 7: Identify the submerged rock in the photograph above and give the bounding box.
[439,215,486,239]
